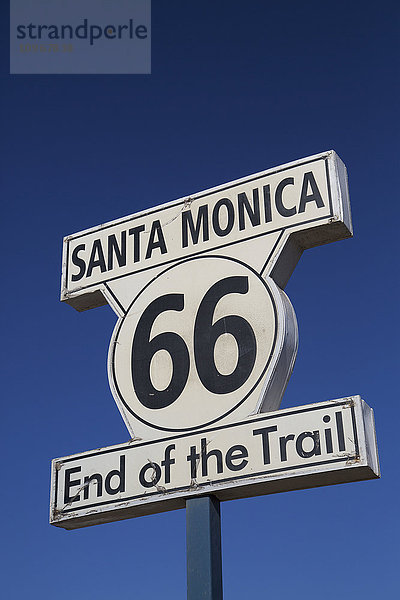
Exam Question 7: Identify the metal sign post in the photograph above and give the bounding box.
[51,151,379,598]
[186,496,223,600]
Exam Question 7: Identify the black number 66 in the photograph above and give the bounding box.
[131,276,257,409]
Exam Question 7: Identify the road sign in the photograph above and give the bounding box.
[60,150,352,440]
[109,255,297,434]
[50,396,379,530]
[53,152,378,600]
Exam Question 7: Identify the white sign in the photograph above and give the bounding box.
[109,255,297,434]
[62,150,350,308]
[60,151,352,440]
[50,397,379,530]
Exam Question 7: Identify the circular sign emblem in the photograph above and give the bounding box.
[109,255,284,433]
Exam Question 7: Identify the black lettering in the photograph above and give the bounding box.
[253,426,278,464]
[238,189,260,231]
[263,184,272,223]
[161,444,175,484]
[128,224,145,263]
[181,205,209,248]
[187,445,200,479]
[48,26,59,39]
[105,25,116,39]
[83,473,102,500]
[201,438,223,476]
[107,231,127,270]
[335,411,346,451]
[194,276,256,395]
[212,198,235,237]
[75,20,88,39]
[27,24,37,39]
[61,24,73,39]
[136,25,148,39]
[323,415,333,453]
[86,239,106,277]
[298,172,324,213]
[145,220,167,259]
[132,294,189,409]
[71,244,86,281]
[38,24,48,39]
[105,456,126,495]
[275,177,296,217]
[225,445,248,471]
[118,24,128,37]
[325,428,333,453]
[296,431,321,458]
[17,25,26,39]
[279,434,295,461]
[139,461,161,488]
[64,467,81,504]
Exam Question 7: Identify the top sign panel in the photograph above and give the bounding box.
[61,151,351,311]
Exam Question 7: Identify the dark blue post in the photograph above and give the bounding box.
[186,495,223,600]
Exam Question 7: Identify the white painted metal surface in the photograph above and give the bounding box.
[51,153,380,532]
[61,150,351,312]
[50,396,379,530]
[59,150,352,440]
[108,255,298,437]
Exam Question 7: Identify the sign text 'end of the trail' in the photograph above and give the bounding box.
[50,396,379,530]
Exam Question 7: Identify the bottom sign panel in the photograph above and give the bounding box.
[50,396,379,529]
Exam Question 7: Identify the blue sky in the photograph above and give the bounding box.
[1,1,399,598]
